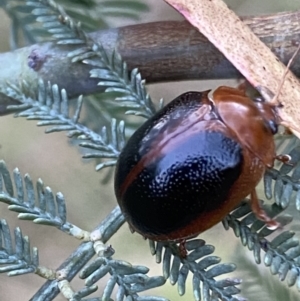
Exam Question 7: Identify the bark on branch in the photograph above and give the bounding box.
[0,10,300,114]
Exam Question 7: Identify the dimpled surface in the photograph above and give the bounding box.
[114,92,243,238]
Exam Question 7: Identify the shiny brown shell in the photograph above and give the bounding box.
[114,86,277,241]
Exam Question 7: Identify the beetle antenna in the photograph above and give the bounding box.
[272,43,300,105]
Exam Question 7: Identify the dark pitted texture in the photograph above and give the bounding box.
[115,91,243,237]
[117,131,242,236]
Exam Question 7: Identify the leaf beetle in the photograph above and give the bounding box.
[114,86,282,242]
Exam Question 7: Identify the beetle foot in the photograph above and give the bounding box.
[275,154,293,166]
[250,190,281,230]
[178,240,188,258]
[128,224,135,234]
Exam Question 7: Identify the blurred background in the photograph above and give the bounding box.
[0,0,300,300]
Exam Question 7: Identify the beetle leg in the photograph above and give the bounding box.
[250,190,280,230]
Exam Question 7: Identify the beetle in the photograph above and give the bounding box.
[114,86,282,242]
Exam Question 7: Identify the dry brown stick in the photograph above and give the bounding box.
[116,14,300,82]
[0,11,300,115]
[3,12,300,89]
[163,0,300,138]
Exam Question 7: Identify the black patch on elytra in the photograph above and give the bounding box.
[115,131,243,236]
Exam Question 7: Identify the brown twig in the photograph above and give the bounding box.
[0,11,300,115]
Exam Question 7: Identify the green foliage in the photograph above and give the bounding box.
[80,258,167,301]
[0,159,168,300]
[224,201,300,288]
[0,219,39,276]
[3,80,124,171]
[0,159,69,229]
[233,244,300,301]
[264,141,300,210]
[1,0,148,47]
[150,239,242,301]
[0,0,300,301]
[20,0,159,119]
